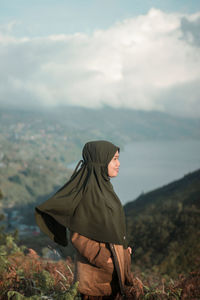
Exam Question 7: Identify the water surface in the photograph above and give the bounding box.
[112,140,200,203]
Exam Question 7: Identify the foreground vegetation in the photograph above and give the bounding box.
[0,230,199,300]
[0,231,80,300]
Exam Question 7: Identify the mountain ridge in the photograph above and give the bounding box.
[124,168,200,276]
[125,168,200,214]
[1,106,200,142]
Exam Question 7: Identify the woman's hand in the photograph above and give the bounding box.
[107,257,113,263]
[128,247,132,255]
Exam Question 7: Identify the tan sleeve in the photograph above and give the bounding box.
[70,232,111,268]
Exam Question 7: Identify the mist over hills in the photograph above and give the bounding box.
[1,106,200,143]
[124,168,200,276]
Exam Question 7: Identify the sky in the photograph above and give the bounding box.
[0,0,200,118]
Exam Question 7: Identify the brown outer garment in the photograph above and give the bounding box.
[71,232,130,297]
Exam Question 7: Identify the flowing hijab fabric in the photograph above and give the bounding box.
[35,140,127,247]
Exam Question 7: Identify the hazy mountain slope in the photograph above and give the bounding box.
[37,106,200,141]
[124,169,200,277]
[1,106,200,144]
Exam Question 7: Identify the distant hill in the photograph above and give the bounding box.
[124,169,200,277]
[1,106,200,144]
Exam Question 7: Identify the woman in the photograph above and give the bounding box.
[35,140,132,299]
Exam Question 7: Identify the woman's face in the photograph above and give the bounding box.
[108,150,120,177]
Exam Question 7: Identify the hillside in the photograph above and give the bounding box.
[1,106,200,144]
[0,109,87,207]
[124,169,200,277]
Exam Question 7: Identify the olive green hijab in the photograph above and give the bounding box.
[35,140,127,247]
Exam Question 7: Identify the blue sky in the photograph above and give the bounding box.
[0,1,200,117]
[1,0,200,36]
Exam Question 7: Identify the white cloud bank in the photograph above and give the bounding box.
[0,9,200,118]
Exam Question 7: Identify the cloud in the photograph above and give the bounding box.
[0,9,200,118]
[180,14,200,46]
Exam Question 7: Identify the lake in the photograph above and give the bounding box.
[112,139,200,204]
[68,140,200,204]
